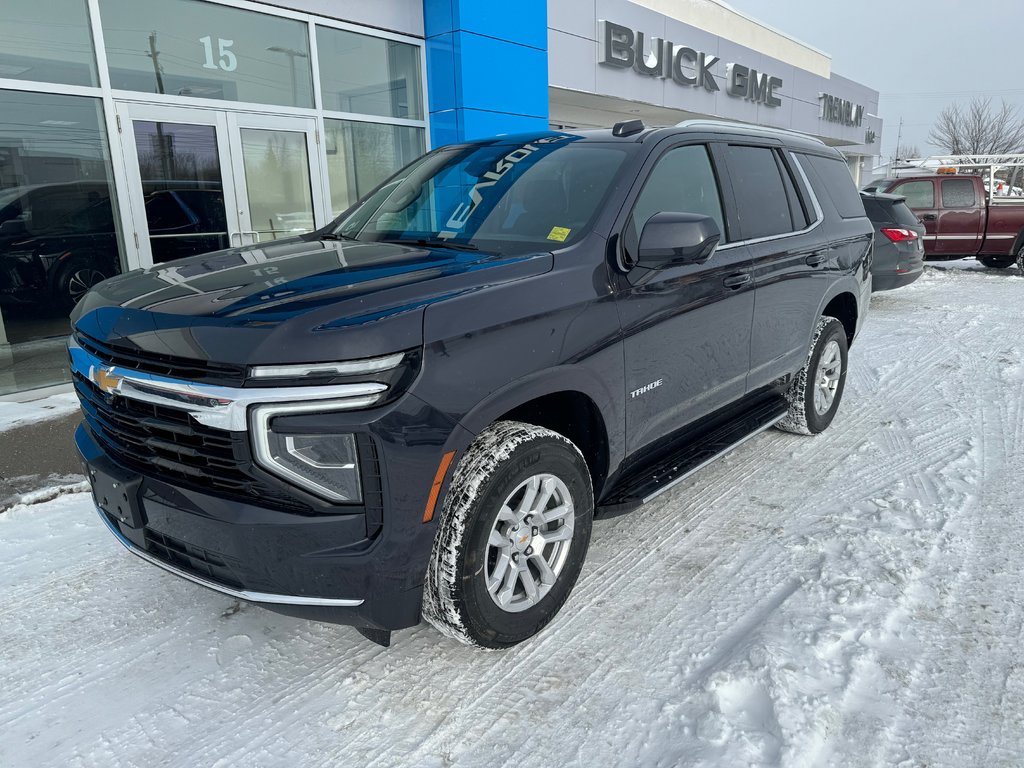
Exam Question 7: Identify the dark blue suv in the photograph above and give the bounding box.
[71,121,872,648]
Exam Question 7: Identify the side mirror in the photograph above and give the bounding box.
[0,219,27,236]
[636,212,721,268]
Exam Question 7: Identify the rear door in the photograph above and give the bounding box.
[888,179,937,255]
[725,144,828,389]
[936,177,984,255]
[614,141,755,454]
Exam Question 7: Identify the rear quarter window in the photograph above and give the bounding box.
[801,154,866,219]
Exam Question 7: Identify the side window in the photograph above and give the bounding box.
[776,153,810,229]
[941,178,976,209]
[725,145,793,239]
[624,144,726,260]
[801,153,865,219]
[892,180,934,209]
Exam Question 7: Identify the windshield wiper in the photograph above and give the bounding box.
[318,232,358,241]
[380,237,479,251]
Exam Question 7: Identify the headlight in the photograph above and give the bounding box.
[251,402,363,503]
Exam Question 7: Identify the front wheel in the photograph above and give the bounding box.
[776,316,849,435]
[54,260,111,312]
[422,421,594,648]
[978,255,1016,269]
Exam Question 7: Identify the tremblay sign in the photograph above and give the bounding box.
[819,93,865,127]
[599,20,783,107]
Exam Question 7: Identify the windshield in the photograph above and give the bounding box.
[330,135,631,254]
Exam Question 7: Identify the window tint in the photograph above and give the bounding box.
[941,178,976,208]
[777,153,810,229]
[801,154,865,219]
[626,144,726,256]
[861,197,885,221]
[892,180,934,209]
[889,201,923,228]
[725,145,792,239]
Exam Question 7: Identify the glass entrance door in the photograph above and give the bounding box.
[228,113,326,245]
[116,103,327,269]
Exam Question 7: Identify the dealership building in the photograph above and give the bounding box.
[0,0,882,397]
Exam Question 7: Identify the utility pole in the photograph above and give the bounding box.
[146,31,172,181]
[894,117,904,164]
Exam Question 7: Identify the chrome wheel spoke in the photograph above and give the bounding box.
[517,476,541,516]
[497,505,517,524]
[497,562,520,606]
[541,524,572,544]
[487,553,511,593]
[519,563,539,601]
[488,528,506,547]
[538,503,570,525]
[532,554,557,586]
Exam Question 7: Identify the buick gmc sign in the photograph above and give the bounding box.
[599,20,783,107]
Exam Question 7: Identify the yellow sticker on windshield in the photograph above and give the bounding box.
[547,226,571,242]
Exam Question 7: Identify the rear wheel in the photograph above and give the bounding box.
[776,316,849,436]
[422,421,594,648]
[978,255,1016,269]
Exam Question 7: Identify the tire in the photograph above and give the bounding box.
[422,421,594,648]
[54,260,110,312]
[978,255,1016,269]
[776,316,849,436]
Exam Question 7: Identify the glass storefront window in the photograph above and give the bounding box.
[317,27,423,119]
[100,0,313,108]
[0,0,99,87]
[324,120,425,216]
[0,90,122,396]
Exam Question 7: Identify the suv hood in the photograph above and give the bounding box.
[72,237,552,366]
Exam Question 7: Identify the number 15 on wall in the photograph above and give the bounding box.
[200,36,237,72]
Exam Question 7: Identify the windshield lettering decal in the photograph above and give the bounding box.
[438,136,571,240]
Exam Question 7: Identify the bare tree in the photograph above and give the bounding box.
[895,143,921,160]
[928,98,1024,155]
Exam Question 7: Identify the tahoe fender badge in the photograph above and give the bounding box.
[631,379,664,399]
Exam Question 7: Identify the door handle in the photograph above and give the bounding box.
[922,213,937,221]
[805,252,826,267]
[723,273,751,288]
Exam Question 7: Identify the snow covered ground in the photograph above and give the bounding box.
[0,391,79,433]
[2,262,1023,767]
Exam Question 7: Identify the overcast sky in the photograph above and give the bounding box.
[718,0,1024,162]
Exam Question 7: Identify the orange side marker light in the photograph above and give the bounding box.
[422,450,456,523]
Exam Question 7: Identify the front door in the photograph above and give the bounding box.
[116,103,327,269]
[615,142,755,454]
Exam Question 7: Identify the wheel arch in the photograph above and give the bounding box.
[457,369,619,499]
[819,289,859,348]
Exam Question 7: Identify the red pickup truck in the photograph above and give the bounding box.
[868,174,1024,268]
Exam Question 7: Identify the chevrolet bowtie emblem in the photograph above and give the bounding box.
[90,366,123,396]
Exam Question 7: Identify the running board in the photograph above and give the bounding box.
[597,398,787,517]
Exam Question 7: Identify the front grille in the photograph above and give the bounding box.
[144,528,245,590]
[74,372,310,513]
[75,331,247,386]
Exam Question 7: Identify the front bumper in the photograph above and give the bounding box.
[76,390,472,631]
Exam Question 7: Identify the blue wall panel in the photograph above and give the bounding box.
[423,0,548,146]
